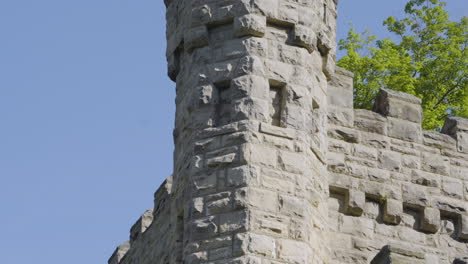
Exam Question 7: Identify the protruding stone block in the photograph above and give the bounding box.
[234,14,266,37]
[109,241,130,264]
[191,5,212,27]
[373,88,423,123]
[442,117,468,154]
[383,199,402,225]
[292,25,316,53]
[459,214,468,240]
[130,209,154,242]
[346,189,365,216]
[420,207,440,234]
[184,26,209,51]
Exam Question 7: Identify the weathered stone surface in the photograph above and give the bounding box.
[110,2,468,264]
[443,117,468,154]
[373,88,423,123]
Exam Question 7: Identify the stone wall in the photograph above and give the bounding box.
[109,0,467,263]
[327,69,468,263]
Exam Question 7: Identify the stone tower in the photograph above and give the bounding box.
[110,1,468,263]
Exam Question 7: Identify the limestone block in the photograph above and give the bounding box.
[328,106,354,127]
[109,241,130,264]
[370,245,425,264]
[207,60,239,84]
[278,239,309,264]
[277,2,299,25]
[327,152,346,174]
[265,60,294,85]
[219,39,250,61]
[297,6,314,27]
[322,52,336,80]
[219,210,248,233]
[209,247,232,261]
[279,194,306,218]
[317,29,332,57]
[192,172,217,195]
[247,188,278,213]
[354,109,387,135]
[292,25,316,53]
[259,123,295,139]
[423,130,457,151]
[459,214,468,240]
[411,170,441,188]
[278,150,306,174]
[191,197,205,218]
[237,56,266,77]
[206,194,233,215]
[250,0,279,18]
[234,14,266,37]
[226,166,257,188]
[231,97,270,123]
[328,126,361,143]
[368,167,391,182]
[249,144,277,168]
[402,183,429,207]
[442,177,464,199]
[387,117,422,142]
[383,199,403,225]
[402,155,420,169]
[233,233,276,258]
[191,5,212,27]
[284,104,307,130]
[231,75,269,100]
[378,150,401,172]
[353,144,378,161]
[130,209,154,242]
[206,153,239,168]
[442,117,468,154]
[340,215,374,238]
[185,251,209,264]
[420,207,440,234]
[250,211,289,236]
[361,132,390,149]
[346,189,365,216]
[422,153,450,176]
[194,137,221,154]
[190,216,218,240]
[328,84,353,109]
[373,88,423,123]
[242,37,268,57]
[222,132,249,147]
[185,26,209,51]
[167,52,180,81]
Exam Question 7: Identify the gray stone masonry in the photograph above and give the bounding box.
[109,0,467,263]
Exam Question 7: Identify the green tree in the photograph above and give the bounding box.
[338,0,468,130]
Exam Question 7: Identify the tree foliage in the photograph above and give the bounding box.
[337,0,468,129]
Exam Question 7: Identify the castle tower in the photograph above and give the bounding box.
[110,1,468,263]
[111,0,339,263]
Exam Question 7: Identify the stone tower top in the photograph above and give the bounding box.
[109,1,468,263]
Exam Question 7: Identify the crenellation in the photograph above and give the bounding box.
[110,0,467,263]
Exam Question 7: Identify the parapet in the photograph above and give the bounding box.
[108,177,174,264]
[327,77,468,263]
[443,117,468,154]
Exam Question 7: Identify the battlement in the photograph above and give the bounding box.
[109,1,467,263]
[109,178,174,264]
[327,67,468,263]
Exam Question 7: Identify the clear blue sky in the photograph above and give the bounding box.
[0,1,465,263]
